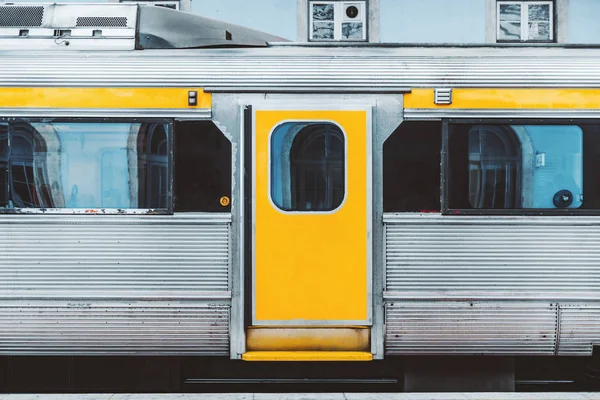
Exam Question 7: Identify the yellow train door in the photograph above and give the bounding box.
[250,106,372,329]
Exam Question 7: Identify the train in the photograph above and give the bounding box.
[1,1,600,392]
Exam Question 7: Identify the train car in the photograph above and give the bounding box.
[1,1,600,391]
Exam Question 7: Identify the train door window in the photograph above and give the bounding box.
[383,121,441,212]
[447,123,583,210]
[271,122,345,212]
[173,121,231,212]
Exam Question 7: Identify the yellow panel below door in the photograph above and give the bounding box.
[253,110,370,324]
[242,351,373,362]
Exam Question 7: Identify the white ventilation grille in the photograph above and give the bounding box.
[76,16,128,27]
[0,6,44,27]
[434,88,453,105]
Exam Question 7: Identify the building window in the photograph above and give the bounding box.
[497,1,553,42]
[309,1,367,41]
[271,122,345,212]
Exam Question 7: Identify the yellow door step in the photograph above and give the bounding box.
[242,351,373,362]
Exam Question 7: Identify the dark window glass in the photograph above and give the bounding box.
[0,121,170,210]
[138,124,169,209]
[271,122,345,212]
[449,124,584,210]
[383,121,441,212]
[173,121,231,212]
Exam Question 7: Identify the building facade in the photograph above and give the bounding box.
[11,0,600,44]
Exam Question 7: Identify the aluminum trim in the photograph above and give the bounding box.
[0,108,211,119]
[404,108,600,120]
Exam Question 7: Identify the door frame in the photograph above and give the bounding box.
[248,102,373,326]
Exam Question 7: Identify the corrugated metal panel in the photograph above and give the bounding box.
[0,213,231,298]
[2,47,600,88]
[385,214,600,298]
[0,300,229,355]
[404,108,600,120]
[385,302,557,355]
[558,304,600,356]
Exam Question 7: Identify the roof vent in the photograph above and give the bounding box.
[76,16,128,27]
[0,5,44,27]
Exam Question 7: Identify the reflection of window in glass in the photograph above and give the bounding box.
[0,121,171,211]
[448,124,583,210]
[271,122,345,212]
[138,124,168,209]
[497,1,553,42]
[468,126,521,209]
[173,121,231,212]
[309,1,366,41]
[383,121,441,212]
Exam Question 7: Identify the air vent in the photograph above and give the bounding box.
[434,88,453,105]
[0,6,44,27]
[76,16,128,27]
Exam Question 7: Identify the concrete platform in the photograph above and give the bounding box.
[2,394,600,400]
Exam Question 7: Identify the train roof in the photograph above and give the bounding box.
[1,45,600,90]
[2,3,600,90]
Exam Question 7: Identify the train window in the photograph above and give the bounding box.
[383,121,441,212]
[173,121,231,212]
[0,121,171,211]
[271,122,345,212]
[448,124,584,210]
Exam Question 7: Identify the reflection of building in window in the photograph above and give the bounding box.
[271,122,345,212]
[137,124,168,209]
[468,126,521,209]
[0,122,53,208]
[497,1,553,42]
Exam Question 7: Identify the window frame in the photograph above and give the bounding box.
[496,0,554,43]
[308,0,368,42]
[0,117,174,215]
[268,119,348,214]
[442,118,600,216]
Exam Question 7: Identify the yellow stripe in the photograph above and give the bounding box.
[0,87,211,109]
[242,351,373,362]
[405,88,600,109]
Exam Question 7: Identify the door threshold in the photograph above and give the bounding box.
[241,351,373,361]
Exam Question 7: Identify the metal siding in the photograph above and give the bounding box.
[0,300,229,355]
[558,304,600,355]
[385,214,600,297]
[3,47,600,88]
[385,302,557,355]
[383,214,600,355]
[0,213,231,355]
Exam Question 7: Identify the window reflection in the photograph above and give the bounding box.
[271,122,345,212]
[0,121,170,210]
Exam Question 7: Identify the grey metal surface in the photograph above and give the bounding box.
[0,300,229,355]
[404,108,600,120]
[385,301,557,355]
[558,304,600,355]
[3,46,600,88]
[370,95,404,359]
[0,213,231,355]
[384,214,600,298]
[137,5,287,49]
[383,213,600,355]
[0,213,231,298]
[0,108,211,119]
[0,3,137,50]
